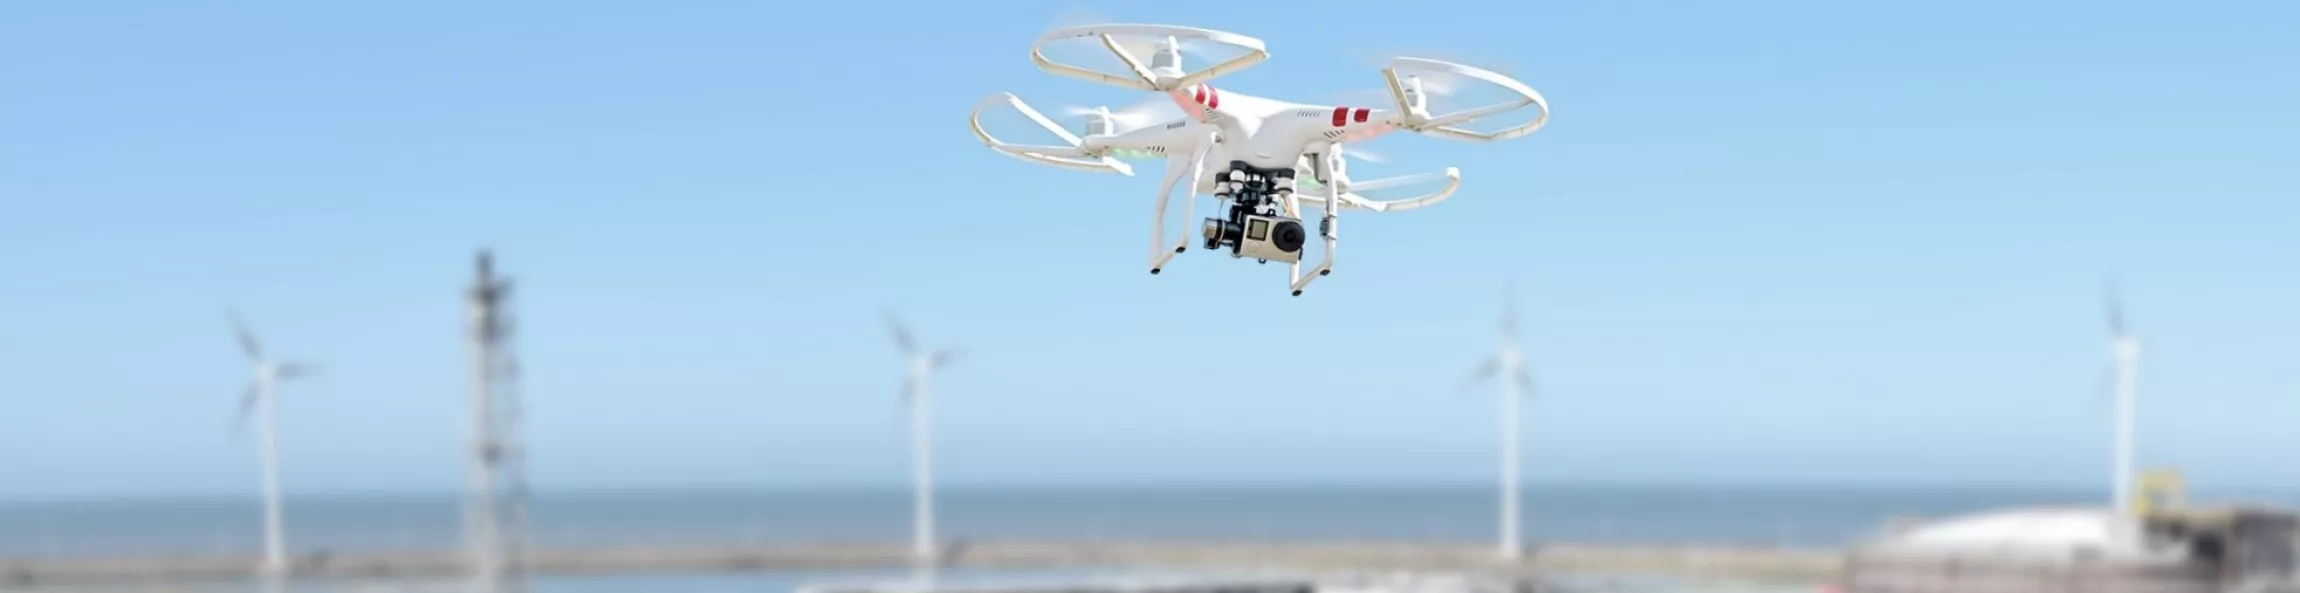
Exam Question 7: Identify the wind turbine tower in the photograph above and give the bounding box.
[2105,281,2142,519]
[886,312,958,564]
[229,311,317,593]
[1463,293,1534,560]
[466,250,530,593]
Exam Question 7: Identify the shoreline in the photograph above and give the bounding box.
[2,541,1843,588]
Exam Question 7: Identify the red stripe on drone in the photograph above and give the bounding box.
[1206,87,1220,109]
[1331,106,1350,127]
[1353,108,1370,123]
[1193,86,1206,104]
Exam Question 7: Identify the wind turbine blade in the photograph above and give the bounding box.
[275,362,320,381]
[1462,359,1500,393]
[895,377,916,428]
[235,384,258,433]
[883,310,916,354]
[2103,276,2125,337]
[227,309,262,360]
[1500,284,1519,340]
[1513,368,1535,397]
[930,349,960,370]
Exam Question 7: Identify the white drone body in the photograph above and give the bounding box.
[970,23,1550,296]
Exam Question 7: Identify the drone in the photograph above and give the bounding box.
[969,23,1549,296]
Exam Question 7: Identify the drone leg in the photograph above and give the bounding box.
[1285,191,1305,290]
[1148,155,1191,275]
[1166,181,1194,255]
[1151,143,1210,273]
[1289,151,1342,296]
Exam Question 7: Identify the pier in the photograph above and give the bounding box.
[1,541,1842,588]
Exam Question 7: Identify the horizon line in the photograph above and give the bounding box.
[17,477,2290,506]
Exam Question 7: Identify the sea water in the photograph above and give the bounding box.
[6,484,2279,592]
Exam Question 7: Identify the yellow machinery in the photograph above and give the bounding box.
[2129,468,2300,586]
[2135,467,2188,518]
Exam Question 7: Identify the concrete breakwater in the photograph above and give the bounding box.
[2,541,1844,588]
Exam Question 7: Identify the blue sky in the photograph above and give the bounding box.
[2,0,2296,500]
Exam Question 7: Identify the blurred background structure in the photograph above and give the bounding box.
[463,252,529,593]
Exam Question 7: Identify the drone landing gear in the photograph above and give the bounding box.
[1149,138,1214,275]
[1149,245,1185,275]
[1286,149,1345,297]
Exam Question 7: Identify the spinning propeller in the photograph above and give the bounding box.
[1379,57,1550,142]
[1032,24,1270,92]
[1056,98,1185,160]
[970,93,1137,175]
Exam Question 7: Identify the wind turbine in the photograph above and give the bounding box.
[228,310,317,593]
[885,312,958,564]
[2102,280,2142,520]
[1463,291,1534,560]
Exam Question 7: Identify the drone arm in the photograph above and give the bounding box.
[1294,168,1462,213]
[970,93,1134,176]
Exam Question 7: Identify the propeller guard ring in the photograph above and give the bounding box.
[1382,57,1551,142]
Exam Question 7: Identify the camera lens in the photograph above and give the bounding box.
[1271,220,1306,252]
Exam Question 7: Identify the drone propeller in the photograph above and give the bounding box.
[971,93,1137,176]
[1050,97,1192,161]
[1113,36,1219,66]
[1059,96,1185,132]
[1031,22,1269,92]
[1387,58,1549,142]
[1334,57,1550,143]
[1338,146,1386,164]
[1044,9,1223,67]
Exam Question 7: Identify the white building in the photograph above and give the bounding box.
[1841,506,2298,593]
